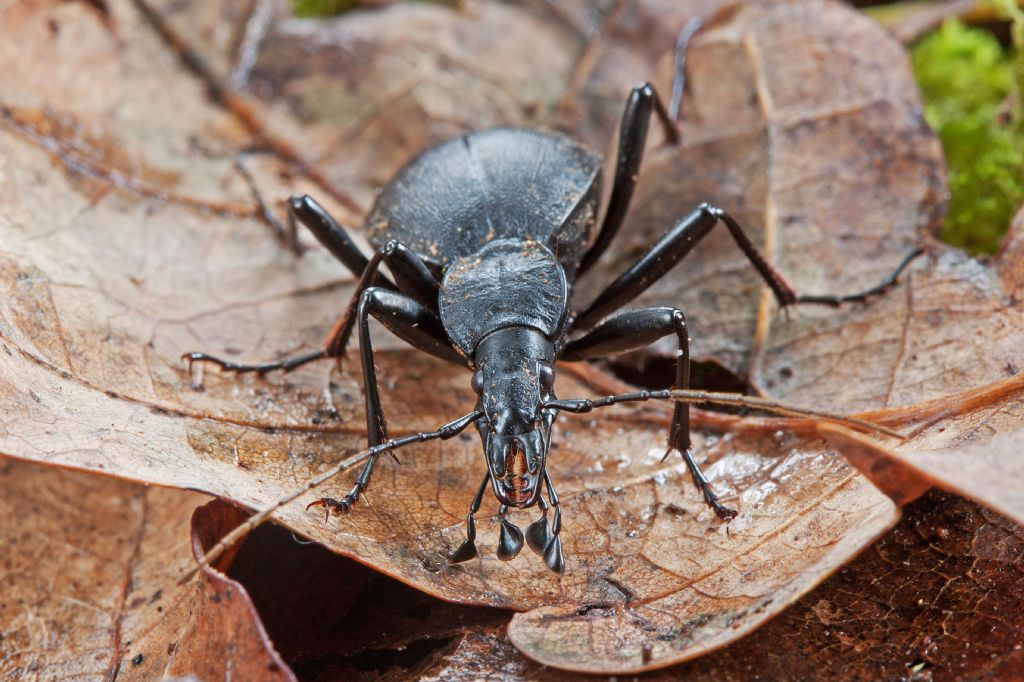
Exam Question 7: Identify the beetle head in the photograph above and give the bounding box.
[472,326,557,508]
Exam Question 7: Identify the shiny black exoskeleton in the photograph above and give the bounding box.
[186,24,919,575]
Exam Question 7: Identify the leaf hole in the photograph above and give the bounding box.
[349,636,456,673]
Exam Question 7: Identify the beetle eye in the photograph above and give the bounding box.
[538,363,555,390]
[471,370,484,394]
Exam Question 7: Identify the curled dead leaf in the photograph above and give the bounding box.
[0,459,291,681]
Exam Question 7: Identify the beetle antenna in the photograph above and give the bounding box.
[545,389,903,439]
[181,409,483,583]
[669,17,704,122]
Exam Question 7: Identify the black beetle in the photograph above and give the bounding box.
[186,23,919,574]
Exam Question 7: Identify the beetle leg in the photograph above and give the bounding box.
[574,202,922,331]
[183,348,329,378]
[308,288,460,514]
[286,194,394,286]
[321,239,446,365]
[577,20,705,276]
[309,410,482,519]
[183,239,457,379]
[541,470,564,574]
[449,473,490,564]
[667,18,703,122]
[578,82,679,276]
[562,306,737,520]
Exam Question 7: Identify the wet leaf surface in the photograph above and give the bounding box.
[0,0,1023,675]
[0,459,291,681]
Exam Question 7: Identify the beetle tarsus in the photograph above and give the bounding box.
[680,448,737,522]
[712,500,739,522]
[793,246,924,307]
[181,349,328,377]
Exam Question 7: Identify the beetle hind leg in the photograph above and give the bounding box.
[679,449,738,521]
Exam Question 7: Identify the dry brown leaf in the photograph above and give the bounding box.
[0,459,291,681]
[581,1,1024,414]
[824,417,1024,528]
[501,373,1024,672]
[897,432,1024,527]
[190,489,1023,680]
[1,0,1023,674]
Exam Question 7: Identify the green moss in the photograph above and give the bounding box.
[911,17,1024,253]
[291,0,363,17]
[291,0,458,18]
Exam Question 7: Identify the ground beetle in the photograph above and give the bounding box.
[186,23,919,574]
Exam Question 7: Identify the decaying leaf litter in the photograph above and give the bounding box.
[0,0,1023,675]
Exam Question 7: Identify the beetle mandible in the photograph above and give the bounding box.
[186,21,919,575]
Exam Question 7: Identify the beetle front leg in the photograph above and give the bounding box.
[320,238,447,364]
[563,306,737,520]
[286,194,386,283]
[309,288,459,516]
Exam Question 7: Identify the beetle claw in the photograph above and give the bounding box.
[306,496,351,520]
[710,498,738,521]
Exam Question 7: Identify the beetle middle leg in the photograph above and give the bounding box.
[308,287,460,515]
[183,237,454,377]
[562,305,737,520]
[574,202,922,330]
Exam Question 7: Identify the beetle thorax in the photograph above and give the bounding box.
[439,239,569,360]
